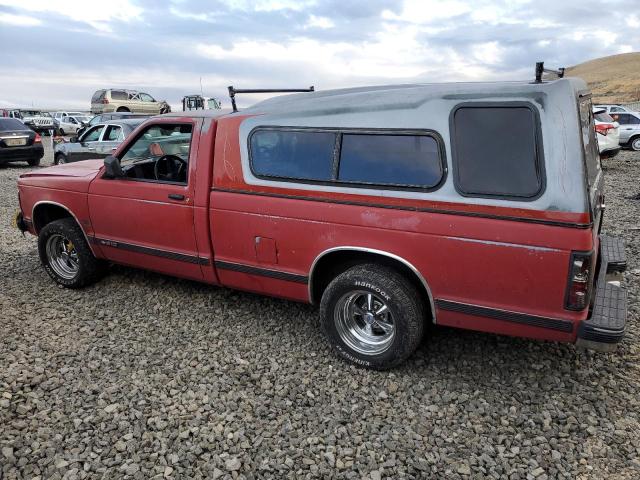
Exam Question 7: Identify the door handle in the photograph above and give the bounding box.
[168,194,185,201]
[88,147,96,151]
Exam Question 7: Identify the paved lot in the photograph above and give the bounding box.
[1,143,639,479]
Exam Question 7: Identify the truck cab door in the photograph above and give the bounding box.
[88,119,205,281]
[76,125,105,161]
[96,124,123,158]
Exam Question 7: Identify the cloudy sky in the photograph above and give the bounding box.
[0,0,638,110]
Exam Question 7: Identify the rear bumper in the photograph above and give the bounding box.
[0,144,44,162]
[600,146,621,159]
[576,235,627,351]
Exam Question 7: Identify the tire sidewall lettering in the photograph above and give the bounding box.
[353,280,391,301]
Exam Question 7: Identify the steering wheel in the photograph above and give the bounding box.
[154,154,187,181]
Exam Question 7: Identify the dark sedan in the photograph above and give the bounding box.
[54,118,145,164]
[0,118,44,166]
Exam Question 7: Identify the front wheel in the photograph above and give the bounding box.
[630,136,640,152]
[54,153,67,165]
[38,218,106,288]
[320,264,425,369]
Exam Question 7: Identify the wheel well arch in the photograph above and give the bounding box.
[32,202,75,233]
[308,247,436,322]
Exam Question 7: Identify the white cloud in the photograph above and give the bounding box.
[0,12,41,26]
[472,41,504,65]
[218,0,317,12]
[305,14,334,29]
[382,0,471,23]
[0,0,142,31]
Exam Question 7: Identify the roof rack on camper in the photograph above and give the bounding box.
[534,62,565,83]
[227,86,315,112]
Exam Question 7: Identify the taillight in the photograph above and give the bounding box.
[34,133,42,143]
[102,98,109,104]
[595,123,614,136]
[565,251,594,310]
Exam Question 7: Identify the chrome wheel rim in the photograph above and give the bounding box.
[46,234,79,280]
[632,138,640,151]
[334,290,395,356]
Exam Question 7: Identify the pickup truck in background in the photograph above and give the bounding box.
[15,78,628,369]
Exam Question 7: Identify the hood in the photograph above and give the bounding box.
[20,159,103,179]
[18,159,104,193]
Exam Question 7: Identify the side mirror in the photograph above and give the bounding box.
[103,155,124,179]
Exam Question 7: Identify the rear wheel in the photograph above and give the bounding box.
[38,218,106,288]
[54,153,67,165]
[630,136,640,152]
[320,264,425,370]
[59,128,65,136]
[27,157,41,167]
[116,107,130,112]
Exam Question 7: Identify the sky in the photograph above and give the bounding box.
[0,0,638,111]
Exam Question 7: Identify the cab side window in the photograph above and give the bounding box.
[103,125,123,142]
[82,125,104,142]
[119,123,193,184]
[615,114,640,125]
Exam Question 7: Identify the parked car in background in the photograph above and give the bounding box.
[0,117,43,166]
[57,115,92,135]
[77,112,149,137]
[19,110,54,133]
[91,89,171,115]
[182,94,222,111]
[1,109,23,119]
[16,77,627,369]
[594,104,637,114]
[593,108,620,158]
[610,111,640,151]
[52,111,85,123]
[53,118,145,164]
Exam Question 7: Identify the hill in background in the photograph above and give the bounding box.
[566,52,640,103]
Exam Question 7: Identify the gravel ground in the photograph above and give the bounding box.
[1,143,639,480]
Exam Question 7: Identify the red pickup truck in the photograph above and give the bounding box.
[16,78,627,369]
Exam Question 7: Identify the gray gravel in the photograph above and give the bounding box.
[1,143,639,479]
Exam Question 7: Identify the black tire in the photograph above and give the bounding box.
[116,107,130,112]
[54,153,67,165]
[27,157,41,166]
[320,263,425,370]
[630,136,640,152]
[38,218,106,288]
[59,128,65,136]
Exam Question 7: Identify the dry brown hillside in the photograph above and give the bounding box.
[566,52,640,103]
